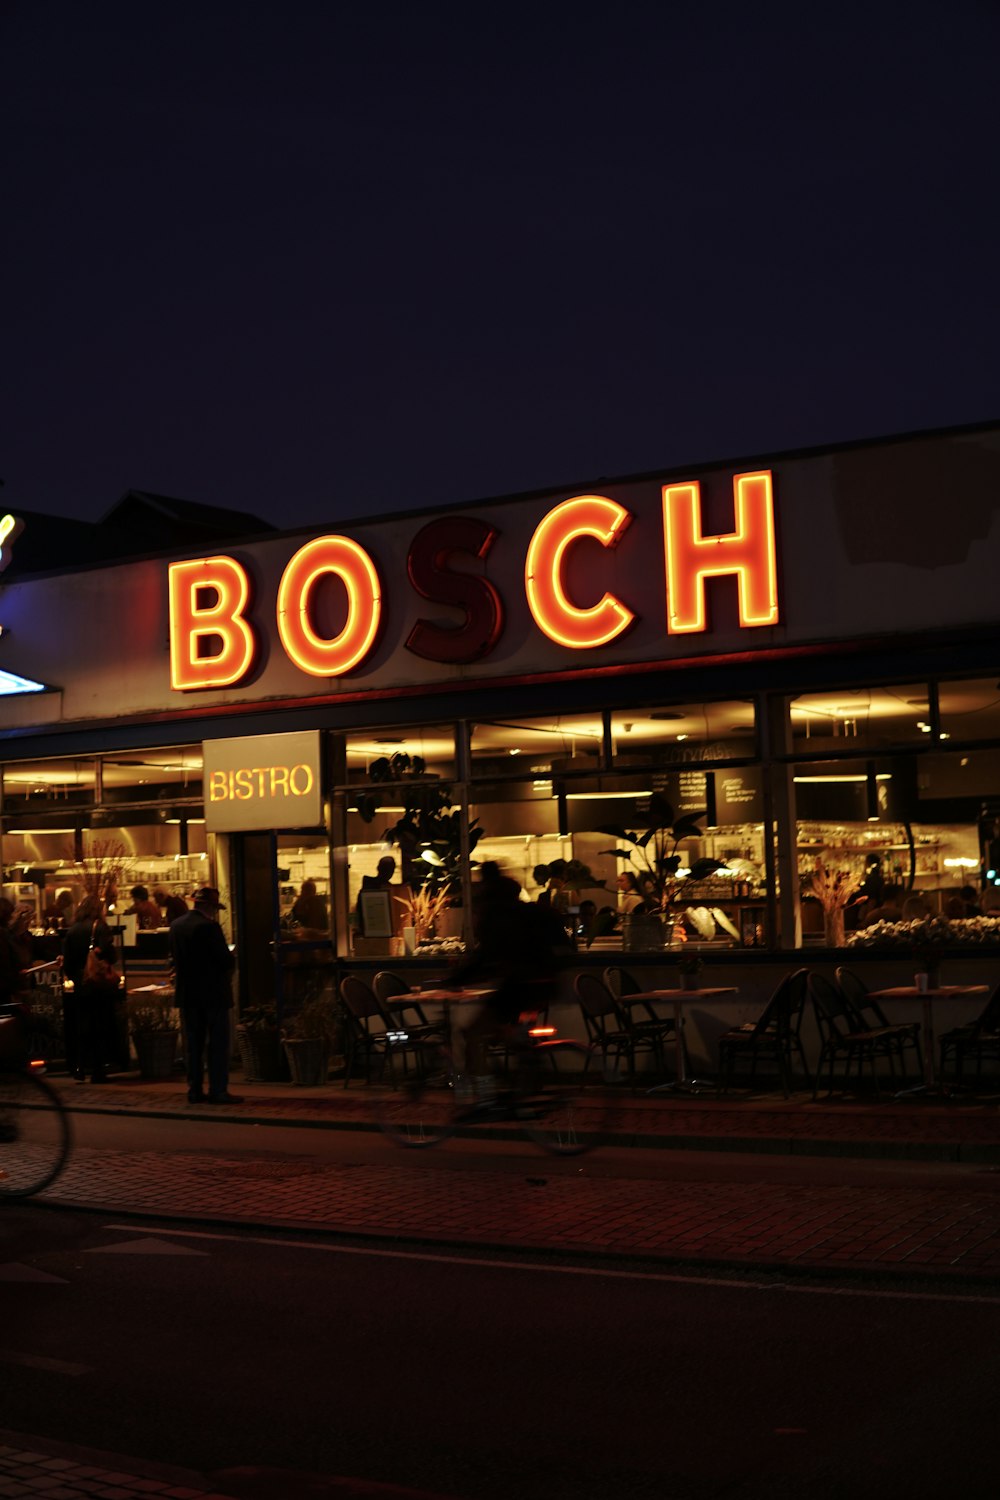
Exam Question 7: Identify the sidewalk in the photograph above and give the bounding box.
[32,1067,1000,1286]
[49,1066,1000,1162]
[0,1429,452,1500]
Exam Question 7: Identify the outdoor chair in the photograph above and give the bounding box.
[718,967,809,1096]
[372,971,446,1044]
[835,965,923,1083]
[338,974,430,1087]
[808,971,901,1099]
[575,972,676,1083]
[603,962,680,1060]
[938,985,1000,1084]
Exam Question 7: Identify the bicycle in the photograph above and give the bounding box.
[0,1006,73,1199]
[376,1019,615,1157]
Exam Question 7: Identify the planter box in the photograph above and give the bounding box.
[282,1038,330,1087]
[133,1029,179,1080]
[236,1024,290,1082]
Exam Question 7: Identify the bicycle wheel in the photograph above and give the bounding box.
[376,1046,458,1148]
[513,1040,613,1157]
[0,1069,72,1198]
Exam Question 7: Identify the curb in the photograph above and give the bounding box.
[40,1189,1000,1292]
[57,1094,1000,1164]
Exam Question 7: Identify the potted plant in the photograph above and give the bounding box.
[598,794,724,949]
[127,992,181,1080]
[394,880,455,947]
[236,1002,289,1082]
[281,990,339,1086]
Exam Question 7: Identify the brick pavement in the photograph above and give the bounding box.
[0,1431,452,1500]
[32,1068,1000,1284]
[10,1073,1000,1499]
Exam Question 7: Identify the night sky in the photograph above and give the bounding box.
[3,0,998,532]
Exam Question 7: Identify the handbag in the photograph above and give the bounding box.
[83,923,119,990]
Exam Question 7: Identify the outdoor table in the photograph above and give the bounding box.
[867,985,989,1092]
[392,985,490,1059]
[622,987,738,1090]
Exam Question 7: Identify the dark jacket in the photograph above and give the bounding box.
[63,917,115,989]
[169,909,235,1010]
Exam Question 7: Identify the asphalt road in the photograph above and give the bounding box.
[4,1194,1000,1499]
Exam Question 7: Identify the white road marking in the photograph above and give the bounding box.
[86,1236,208,1256]
[101,1225,1000,1304]
[0,1262,68,1283]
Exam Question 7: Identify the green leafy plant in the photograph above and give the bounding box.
[597,792,725,910]
[356,752,484,894]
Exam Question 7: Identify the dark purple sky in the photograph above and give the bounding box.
[2,1,998,530]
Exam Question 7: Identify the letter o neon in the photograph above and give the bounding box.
[276,537,382,676]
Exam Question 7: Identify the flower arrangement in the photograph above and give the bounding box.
[848,915,1000,950]
[395,881,453,942]
[804,858,862,946]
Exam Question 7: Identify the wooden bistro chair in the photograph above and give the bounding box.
[718,967,809,1096]
[835,965,924,1085]
[938,986,1000,1086]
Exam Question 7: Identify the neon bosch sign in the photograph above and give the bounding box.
[168,471,779,691]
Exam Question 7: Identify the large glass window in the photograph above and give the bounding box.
[789,686,931,753]
[2,757,96,815]
[100,746,203,805]
[939,679,1000,743]
[338,725,460,954]
[610,701,756,765]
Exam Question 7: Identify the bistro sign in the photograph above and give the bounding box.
[202,731,322,832]
[168,473,779,691]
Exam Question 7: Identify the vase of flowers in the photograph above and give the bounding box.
[807,858,861,949]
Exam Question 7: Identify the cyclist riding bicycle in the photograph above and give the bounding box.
[443,862,571,1103]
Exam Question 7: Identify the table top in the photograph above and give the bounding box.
[128,983,175,996]
[623,987,739,1002]
[402,986,490,1004]
[868,985,989,999]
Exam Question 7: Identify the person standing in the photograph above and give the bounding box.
[169,886,241,1105]
[62,896,118,1082]
[126,884,162,929]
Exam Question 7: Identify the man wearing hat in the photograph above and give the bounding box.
[169,887,241,1105]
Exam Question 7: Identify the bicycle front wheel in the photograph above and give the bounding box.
[0,1069,72,1198]
[376,1046,458,1148]
[514,1040,613,1157]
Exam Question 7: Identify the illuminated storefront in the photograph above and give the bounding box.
[2,423,1000,1032]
